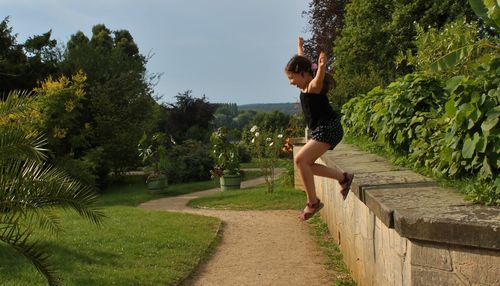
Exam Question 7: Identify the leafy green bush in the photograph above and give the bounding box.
[342,56,500,205]
[396,19,498,76]
[165,140,214,183]
[438,57,499,199]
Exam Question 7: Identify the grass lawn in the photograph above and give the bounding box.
[97,169,263,207]
[188,183,306,210]
[0,176,223,286]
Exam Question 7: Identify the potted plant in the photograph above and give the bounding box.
[138,132,169,194]
[210,127,241,191]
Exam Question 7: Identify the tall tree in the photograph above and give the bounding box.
[302,0,347,59]
[0,17,26,95]
[0,17,59,95]
[61,24,156,185]
[159,90,217,143]
[332,0,476,103]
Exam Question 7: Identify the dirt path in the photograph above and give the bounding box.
[139,174,333,286]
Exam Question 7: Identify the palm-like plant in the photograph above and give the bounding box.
[0,91,104,285]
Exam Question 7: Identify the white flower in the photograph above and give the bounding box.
[277,134,283,138]
[251,138,255,143]
[269,142,274,146]
[250,125,258,132]
[255,132,260,137]
[266,137,272,142]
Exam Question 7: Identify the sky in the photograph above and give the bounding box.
[1,0,311,105]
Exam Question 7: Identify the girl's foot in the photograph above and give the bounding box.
[299,199,323,221]
[340,172,354,200]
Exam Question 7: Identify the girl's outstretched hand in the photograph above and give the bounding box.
[318,52,327,68]
[297,37,304,56]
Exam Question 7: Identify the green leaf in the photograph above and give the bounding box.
[468,119,476,130]
[461,103,476,117]
[476,133,488,153]
[480,156,493,178]
[444,99,457,117]
[445,76,465,94]
[481,113,499,131]
[429,45,475,73]
[449,163,459,176]
[396,131,404,144]
[469,107,482,125]
[462,134,479,159]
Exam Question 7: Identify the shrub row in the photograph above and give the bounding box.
[342,56,500,205]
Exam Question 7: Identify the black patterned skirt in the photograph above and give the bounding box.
[310,116,344,150]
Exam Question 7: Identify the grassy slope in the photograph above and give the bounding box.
[0,176,221,286]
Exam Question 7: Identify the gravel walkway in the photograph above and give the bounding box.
[139,174,333,286]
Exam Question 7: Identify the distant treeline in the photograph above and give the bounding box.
[238,103,300,115]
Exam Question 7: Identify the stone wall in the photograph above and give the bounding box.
[292,139,500,286]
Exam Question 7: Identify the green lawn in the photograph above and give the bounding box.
[0,176,222,286]
[98,169,262,207]
[188,183,306,210]
[0,171,353,285]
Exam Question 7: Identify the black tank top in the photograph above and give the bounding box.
[300,91,337,129]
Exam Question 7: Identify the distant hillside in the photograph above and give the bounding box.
[238,103,300,115]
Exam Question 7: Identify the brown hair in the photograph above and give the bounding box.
[285,55,313,76]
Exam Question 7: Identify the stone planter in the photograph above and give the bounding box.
[220,174,241,191]
[147,175,168,194]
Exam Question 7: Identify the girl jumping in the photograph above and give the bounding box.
[285,37,353,221]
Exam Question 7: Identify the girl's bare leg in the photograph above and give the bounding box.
[294,139,344,213]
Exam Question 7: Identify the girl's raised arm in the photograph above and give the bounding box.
[307,52,327,94]
[297,37,304,56]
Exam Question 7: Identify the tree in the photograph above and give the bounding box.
[302,0,348,59]
[32,71,101,187]
[387,0,477,74]
[249,111,290,133]
[159,90,217,143]
[332,0,476,103]
[0,17,26,95]
[213,103,239,129]
[61,24,156,185]
[0,91,104,285]
[0,17,60,95]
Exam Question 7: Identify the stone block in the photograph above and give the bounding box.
[328,145,368,159]
[359,208,375,241]
[329,153,386,165]
[411,241,452,271]
[411,266,467,286]
[325,160,405,174]
[387,252,404,286]
[395,202,500,250]
[402,244,412,286]
[389,228,408,258]
[450,246,500,285]
[351,170,435,202]
[365,186,463,228]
